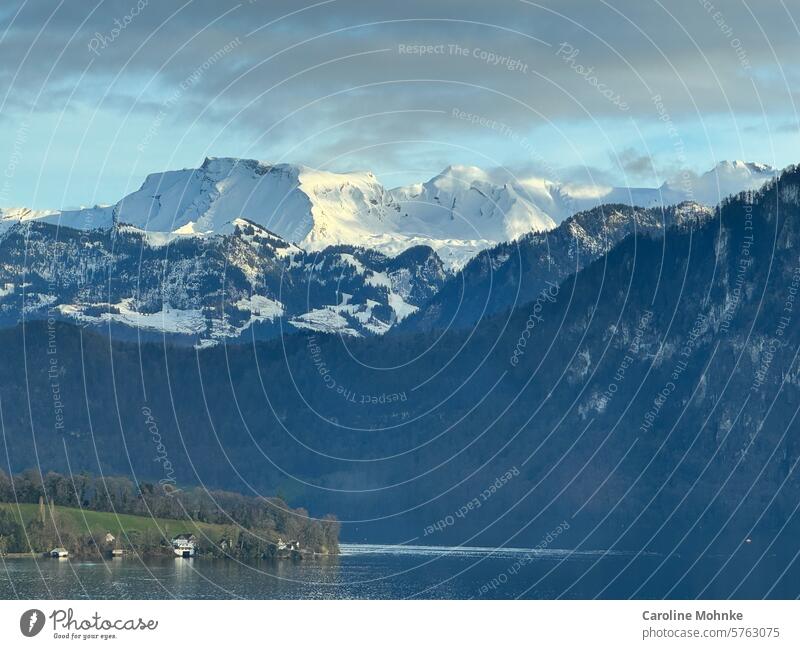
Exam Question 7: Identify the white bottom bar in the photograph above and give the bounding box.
[0,600,795,647]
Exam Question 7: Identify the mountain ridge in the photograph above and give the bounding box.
[0,217,448,345]
[0,159,781,342]
[400,200,715,333]
[1,158,777,269]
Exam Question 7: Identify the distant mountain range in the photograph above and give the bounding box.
[1,158,776,264]
[0,158,778,342]
[0,157,557,269]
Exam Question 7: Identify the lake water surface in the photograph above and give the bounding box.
[1,544,794,599]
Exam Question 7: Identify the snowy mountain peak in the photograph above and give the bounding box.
[428,164,494,187]
[108,158,562,267]
[714,160,776,174]
[199,155,263,175]
[1,158,783,269]
[389,164,557,246]
[665,160,778,204]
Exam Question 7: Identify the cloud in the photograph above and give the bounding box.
[613,147,654,180]
[1,0,798,207]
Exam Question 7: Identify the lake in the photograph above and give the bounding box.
[1,544,794,599]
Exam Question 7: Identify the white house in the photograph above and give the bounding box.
[171,534,197,557]
[276,538,301,552]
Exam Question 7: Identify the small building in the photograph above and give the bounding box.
[50,547,68,558]
[171,533,197,558]
[268,538,302,559]
[276,538,300,551]
[111,548,125,557]
[104,532,116,545]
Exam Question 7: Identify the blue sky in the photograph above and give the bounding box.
[1,0,798,209]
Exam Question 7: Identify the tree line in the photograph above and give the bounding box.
[0,469,339,557]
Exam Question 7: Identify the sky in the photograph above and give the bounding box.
[1,0,798,209]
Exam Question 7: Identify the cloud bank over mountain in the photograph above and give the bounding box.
[1,0,797,209]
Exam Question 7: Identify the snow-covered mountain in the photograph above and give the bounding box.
[459,160,778,220]
[0,158,556,269]
[0,157,780,341]
[570,160,778,209]
[0,158,777,269]
[0,218,448,346]
[387,164,558,253]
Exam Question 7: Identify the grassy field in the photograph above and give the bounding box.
[0,502,230,540]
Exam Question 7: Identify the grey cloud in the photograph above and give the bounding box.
[614,147,655,180]
[1,0,798,183]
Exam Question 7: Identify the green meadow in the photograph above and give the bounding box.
[0,502,229,540]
